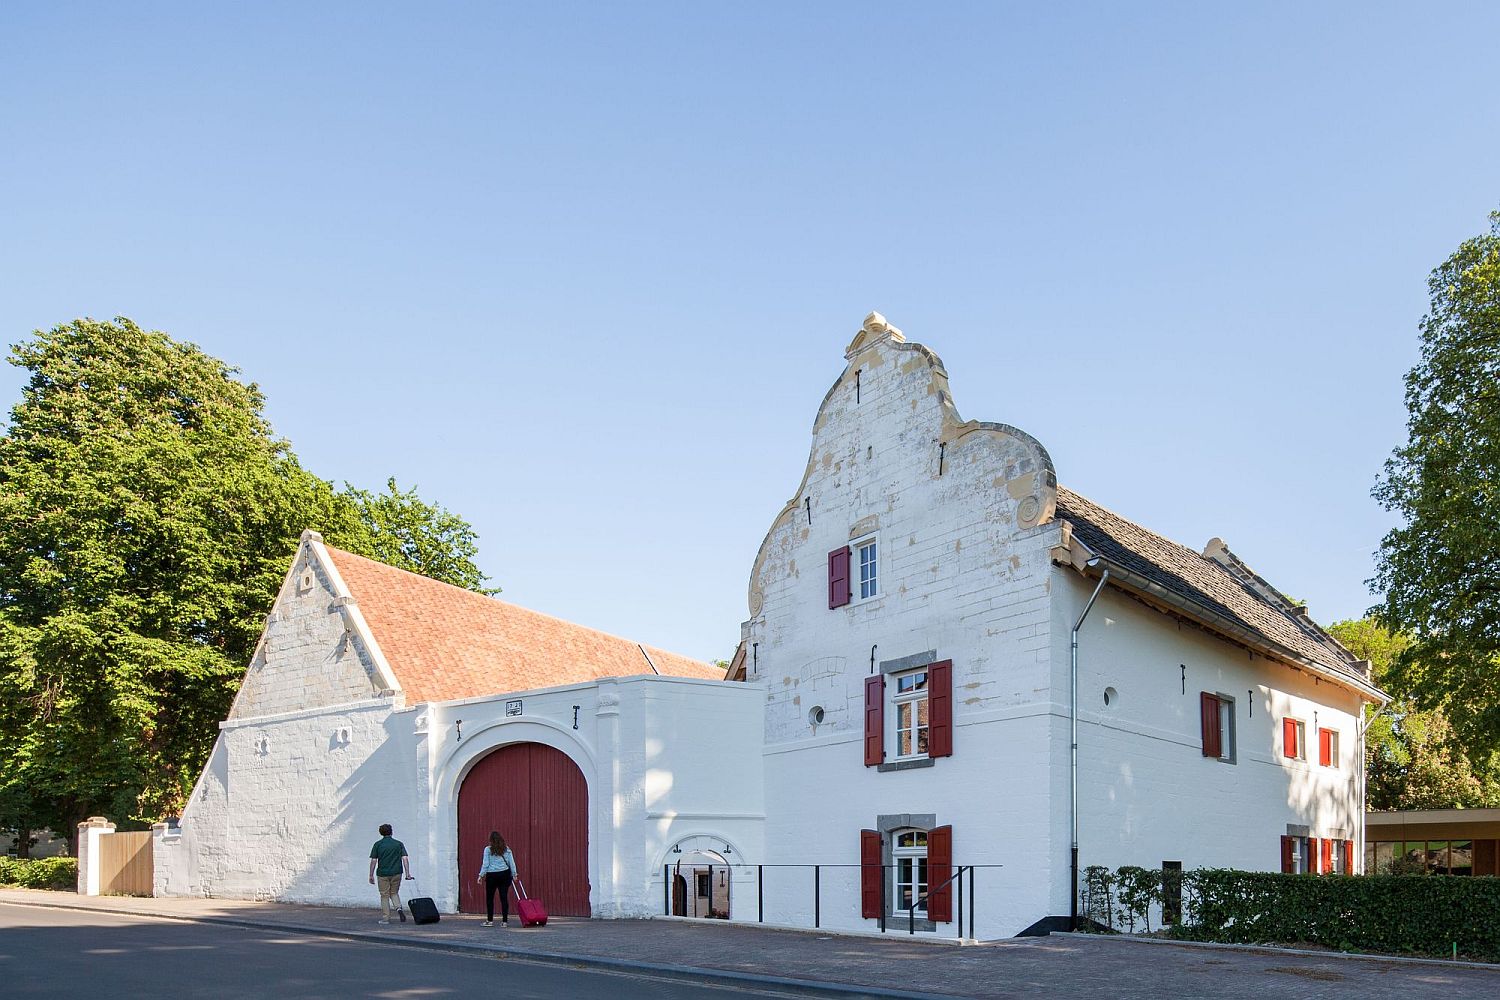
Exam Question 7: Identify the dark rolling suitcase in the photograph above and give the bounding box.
[406,887,440,925]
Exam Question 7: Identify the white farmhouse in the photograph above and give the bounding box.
[157,312,1382,941]
[738,313,1385,937]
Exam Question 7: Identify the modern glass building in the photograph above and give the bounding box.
[1365,809,1500,876]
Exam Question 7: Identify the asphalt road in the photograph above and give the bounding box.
[0,903,831,999]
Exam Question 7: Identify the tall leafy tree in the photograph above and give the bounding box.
[1373,210,1500,752]
[0,318,491,847]
[342,478,497,595]
[1329,618,1500,810]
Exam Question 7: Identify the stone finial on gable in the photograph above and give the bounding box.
[300,529,324,544]
[845,311,906,360]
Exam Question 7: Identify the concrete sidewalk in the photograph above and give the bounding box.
[5,889,1500,999]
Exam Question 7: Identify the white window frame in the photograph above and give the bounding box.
[1209,692,1236,763]
[1322,728,1340,768]
[853,534,878,602]
[1288,718,1307,761]
[891,829,928,916]
[890,667,929,760]
[1296,836,1312,875]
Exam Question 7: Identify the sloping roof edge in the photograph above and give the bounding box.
[1053,521,1387,704]
[304,531,403,698]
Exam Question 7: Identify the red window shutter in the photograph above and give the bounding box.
[863,674,885,766]
[860,830,882,918]
[1344,839,1355,874]
[1200,692,1220,758]
[1319,728,1332,767]
[1283,718,1298,758]
[1280,835,1295,873]
[928,660,953,758]
[927,825,953,923]
[1319,838,1332,875]
[828,547,852,609]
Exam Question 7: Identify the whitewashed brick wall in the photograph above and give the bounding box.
[231,548,385,719]
[743,320,1067,938]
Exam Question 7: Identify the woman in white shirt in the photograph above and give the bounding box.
[476,831,518,926]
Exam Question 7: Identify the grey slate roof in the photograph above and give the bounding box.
[1054,486,1368,683]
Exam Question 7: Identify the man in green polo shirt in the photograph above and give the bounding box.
[368,823,413,924]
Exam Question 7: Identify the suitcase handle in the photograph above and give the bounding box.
[513,877,528,900]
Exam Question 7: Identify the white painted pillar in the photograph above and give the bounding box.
[595,680,622,917]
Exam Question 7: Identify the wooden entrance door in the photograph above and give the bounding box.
[457,742,590,915]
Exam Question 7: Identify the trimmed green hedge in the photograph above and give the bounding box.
[1176,868,1500,962]
[0,856,77,890]
[1082,863,1500,962]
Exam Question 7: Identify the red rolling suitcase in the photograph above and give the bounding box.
[513,878,547,927]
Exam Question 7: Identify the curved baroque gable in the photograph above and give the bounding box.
[747,313,1056,617]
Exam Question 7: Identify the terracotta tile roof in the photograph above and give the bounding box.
[1053,486,1368,684]
[325,547,722,705]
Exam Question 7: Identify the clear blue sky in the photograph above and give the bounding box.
[3,3,1497,662]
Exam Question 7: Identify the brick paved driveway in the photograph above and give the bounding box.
[2,890,1494,998]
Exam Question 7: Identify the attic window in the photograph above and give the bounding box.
[298,568,315,593]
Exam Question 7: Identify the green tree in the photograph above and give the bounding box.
[0,318,491,848]
[1328,618,1500,810]
[341,478,497,595]
[1373,210,1500,752]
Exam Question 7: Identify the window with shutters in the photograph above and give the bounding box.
[1199,692,1235,763]
[892,829,928,915]
[855,535,878,601]
[869,660,952,768]
[892,668,929,759]
[1283,835,1317,874]
[1319,727,1339,768]
[1284,718,1307,761]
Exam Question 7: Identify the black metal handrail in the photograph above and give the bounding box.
[661,861,999,937]
[907,865,979,938]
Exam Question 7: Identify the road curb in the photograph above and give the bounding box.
[1048,930,1500,973]
[0,895,956,999]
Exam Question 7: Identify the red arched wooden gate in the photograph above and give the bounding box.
[457,742,590,916]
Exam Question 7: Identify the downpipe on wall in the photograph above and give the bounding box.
[1070,559,1109,932]
[1355,699,1391,871]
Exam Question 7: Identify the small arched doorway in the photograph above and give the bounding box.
[457,742,590,916]
[666,839,732,919]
